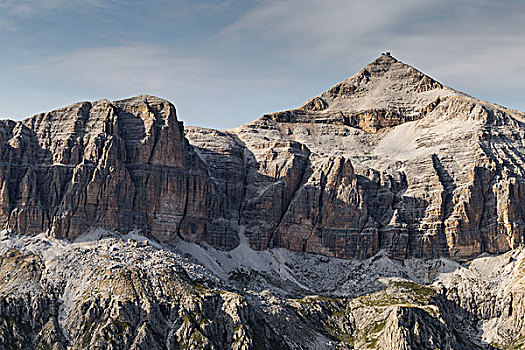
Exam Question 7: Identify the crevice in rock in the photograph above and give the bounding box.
[432,154,456,254]
[266,149,311,250]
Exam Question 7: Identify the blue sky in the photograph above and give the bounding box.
[1,0,524,129]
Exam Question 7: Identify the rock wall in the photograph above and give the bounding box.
[2,55,525,261]
[0,96,211,244]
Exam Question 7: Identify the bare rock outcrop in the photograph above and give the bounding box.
[0,95,212,244]
[2,54,525,262]
[274,156,376,259]
[224,54,525,261]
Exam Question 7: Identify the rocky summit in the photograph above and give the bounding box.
[1,54,525,349]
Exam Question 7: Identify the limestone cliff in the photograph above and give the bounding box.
[2,54,525,262]
[0,96,211,245]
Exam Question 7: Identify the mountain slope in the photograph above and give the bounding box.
[2,54,525,349]
[1,54,525,263]
[3,230,525,349]
[199,53,525,261]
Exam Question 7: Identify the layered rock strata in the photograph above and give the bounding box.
[1,54,525,261]
[0,96,211,245]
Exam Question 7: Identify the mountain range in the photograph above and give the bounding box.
[1,54,525,349]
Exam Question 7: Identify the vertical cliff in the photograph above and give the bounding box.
[0,95,212,244]
[1,55,525,261]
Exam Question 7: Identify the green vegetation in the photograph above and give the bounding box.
[356,280,436,308]
[114,320,130,337]
[81,321,94,347]
[179,329,207,350]
[365,320,387,349]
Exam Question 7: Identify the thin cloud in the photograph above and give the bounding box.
[219,0,525,64]
[3,0,525,127]
[0,0,109,15]
[0,0,112,30]
[15,43,292,127]
[217,0,428,63]
[216,0,525,110]
[19,44,204,94]
[17,44,288,94]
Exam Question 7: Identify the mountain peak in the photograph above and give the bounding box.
[345,53,441,90]
[112,94,174,109]
[371,51,398,64]
[259,54,462,132]
[310,54,453,113]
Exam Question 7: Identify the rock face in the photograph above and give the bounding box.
[3,231,524,349]
[0,96,212,245]
[0,235,286,350]
[2,54,525,262]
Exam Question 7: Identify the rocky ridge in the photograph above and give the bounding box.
[2,54,525,261]
[198,53,525,261]
[1,54,525,349]
[1,230,525,349]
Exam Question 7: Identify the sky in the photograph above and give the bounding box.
[1,0,524,129]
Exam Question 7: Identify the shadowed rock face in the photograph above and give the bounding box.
[2,55,525,261]
[0,95,211,244]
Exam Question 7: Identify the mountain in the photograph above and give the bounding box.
[2,53,523,261]
[1,54,525,349]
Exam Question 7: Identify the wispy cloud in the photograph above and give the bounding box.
[2,0,525,127]
[0,0,111,29]
[217,0,430,64]
[215,0,525,107]
[15,43,292,127]
[17,43,289,93]
[19,44,205,94]
[218,0,525,63]
[0,0,109,17]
